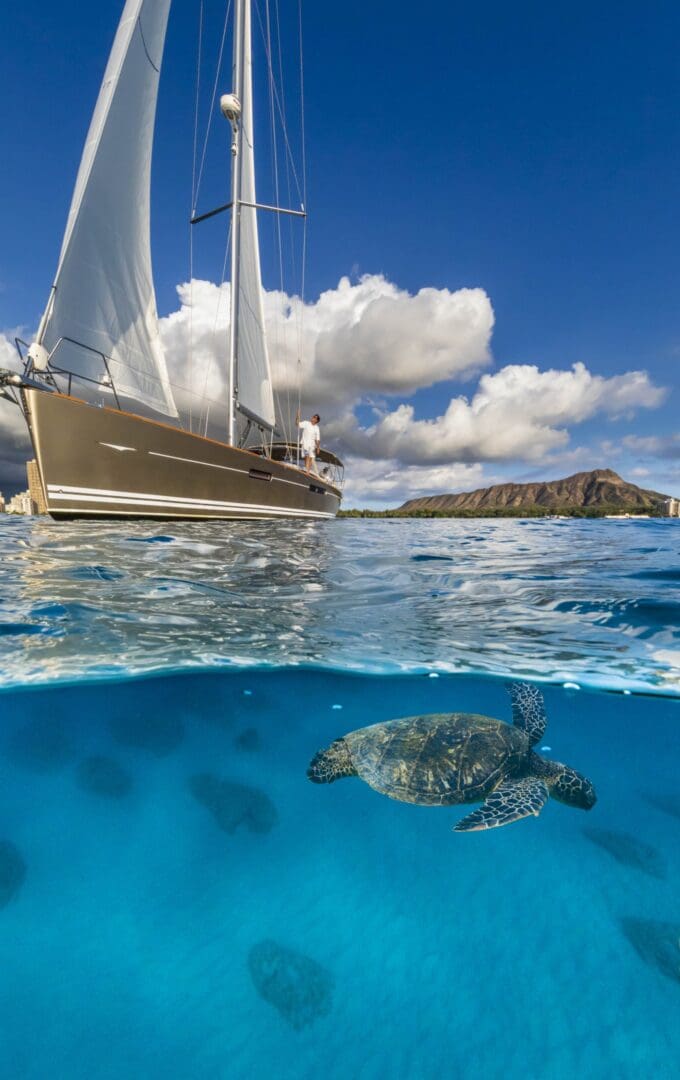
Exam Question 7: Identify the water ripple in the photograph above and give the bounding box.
[0,517,678,692]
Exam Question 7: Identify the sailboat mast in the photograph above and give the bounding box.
[220,0,277,441]
[227,0,246,447]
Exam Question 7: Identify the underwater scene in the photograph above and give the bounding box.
[0,517,678,1079]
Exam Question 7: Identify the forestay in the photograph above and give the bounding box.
[36,0,177,418]
[234,0,276,432]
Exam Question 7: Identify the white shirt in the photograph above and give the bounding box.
[299,419,320,455]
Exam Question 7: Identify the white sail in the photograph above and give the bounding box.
[37,0,177,418]
[234,0,276,431]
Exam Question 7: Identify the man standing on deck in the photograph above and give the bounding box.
[296,410,321,473]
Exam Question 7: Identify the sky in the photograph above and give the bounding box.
[1,0,679,506]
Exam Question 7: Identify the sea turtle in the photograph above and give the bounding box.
[307,683,596,831]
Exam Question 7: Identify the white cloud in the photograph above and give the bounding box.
[622,433,680,460]
[331,362,665,466]
[311,278,493,396]
[342,457,487,507]
[159,274,495,418]
[159,282,664,487]
[1,273,669,506]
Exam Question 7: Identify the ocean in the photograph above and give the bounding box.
[0,516,678,1079]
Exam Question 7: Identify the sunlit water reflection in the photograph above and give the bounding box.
[0,516,678,692]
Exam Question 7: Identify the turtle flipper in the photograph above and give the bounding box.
[507,682,547,746]
[454,776,549,832]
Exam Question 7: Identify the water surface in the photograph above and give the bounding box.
[0,516,678,692]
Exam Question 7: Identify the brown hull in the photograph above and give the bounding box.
[22,389,341,520]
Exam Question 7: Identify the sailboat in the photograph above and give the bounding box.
[0,0,343,520]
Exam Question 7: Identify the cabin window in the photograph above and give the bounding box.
[249,468,272,482]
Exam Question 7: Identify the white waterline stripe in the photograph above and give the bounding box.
[47,482,331,509]
[50,506,331,520]
[49,494,334,519]
[47,486,335,518]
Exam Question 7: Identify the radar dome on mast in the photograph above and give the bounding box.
[220,93,241,123]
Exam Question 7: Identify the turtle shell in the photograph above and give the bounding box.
[345,712,530,806]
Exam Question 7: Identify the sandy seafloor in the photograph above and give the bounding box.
[0,668,677,1080]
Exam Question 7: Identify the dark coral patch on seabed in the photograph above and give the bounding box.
[189,773,278,834]
[6,717,73,772]
[582,827,667,879]
[248,940,334,1030]
[620,919,680,986]
[642,792,680,821]
[76,756,133,798]
[234,727,261,752]
[0,841,26,909]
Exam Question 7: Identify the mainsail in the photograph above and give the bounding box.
[232,0,276,432]
[36,0,177,418]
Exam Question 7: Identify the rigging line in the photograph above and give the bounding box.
[261,0,304,445]
[191,1,204,214]
[298,0,307,213]
[297,217,307,421]
[198,217,233,438]
[252,2,304,209]
[194,0,233,207]
[274,0,295,438]
[263,0,289,443]
[296,0,307,422]
[189,0,205,434]
[47,365,227,411]
[274,0,294,225]
[270,0,290,436]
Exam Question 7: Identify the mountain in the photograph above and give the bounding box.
[397,469,670,515]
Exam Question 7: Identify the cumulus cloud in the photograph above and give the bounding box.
[159,274,495,418]
[156,275,668,500]
[330,362,666,465]
[622,433,680,460]
[0,272,669,505]
[310,278,493,396]
[342,457,487,506]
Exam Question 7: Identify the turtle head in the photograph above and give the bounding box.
[307,738,356,784]
[549,763,597,810]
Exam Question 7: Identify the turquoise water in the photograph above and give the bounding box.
[0,518,678,1078]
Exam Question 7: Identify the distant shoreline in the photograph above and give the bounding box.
[338,507,664,519]
[342,468,675,520]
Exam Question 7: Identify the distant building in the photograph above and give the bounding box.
[664,497,680,518]
[26,459,47,515]
[3,462,50,516]
[0,492,5,513]
[7,491,33,515]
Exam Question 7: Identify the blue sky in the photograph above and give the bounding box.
[1,0,678,503]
